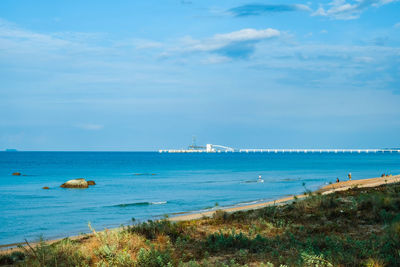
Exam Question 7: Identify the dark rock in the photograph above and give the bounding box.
[87,180,96,186]
[12,172,21,176]
[42,186,50,190]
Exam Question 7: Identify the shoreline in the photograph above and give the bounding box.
[1,174,399,253]
[169,174,400,221]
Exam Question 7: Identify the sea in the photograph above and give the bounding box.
[1,151,399,246]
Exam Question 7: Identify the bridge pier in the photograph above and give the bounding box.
[160,145,400,153]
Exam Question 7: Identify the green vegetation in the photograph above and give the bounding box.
[1,183,400,266]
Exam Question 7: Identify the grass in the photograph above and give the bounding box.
[1,183,400,266]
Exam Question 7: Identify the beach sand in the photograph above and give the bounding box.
[170,174,400,222]
[1,174,399,253]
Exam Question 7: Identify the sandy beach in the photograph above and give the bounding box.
[1,174,399,254]
[170,174,400,222]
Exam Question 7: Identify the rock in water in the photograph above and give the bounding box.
[42,186,50,190]
[87,180,96,186]
[12,172,21,176]
[60,178,89,188]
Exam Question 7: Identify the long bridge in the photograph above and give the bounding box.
[237,148,400,153]
[159,144,400,153]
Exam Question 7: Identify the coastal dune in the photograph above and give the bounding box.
[170,174,400,222]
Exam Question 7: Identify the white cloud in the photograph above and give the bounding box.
[0,18,116,59]
[184,28,280,52]
[134,40,162,49]
[0,18,111,60]
[353,56,374,63]
[0,19,70,48]
[376,0,398,5]
[76,124,104,130]
[214,28,280,42]
[113,38,163,49]
[295,4,313,11]
[312,7,327,16]
[312,0,399,20]
[0,17,280,64]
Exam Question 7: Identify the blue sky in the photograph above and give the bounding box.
[0,0,399,150]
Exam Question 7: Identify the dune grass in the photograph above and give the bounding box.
[1,183,400,266]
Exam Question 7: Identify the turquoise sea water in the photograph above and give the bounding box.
[0,151,399,245]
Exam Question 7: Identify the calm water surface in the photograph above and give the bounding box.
[1,151,399,245]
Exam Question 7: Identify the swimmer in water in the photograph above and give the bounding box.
[258,175,264,183]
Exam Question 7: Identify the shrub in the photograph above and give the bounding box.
[0,251,25,265]
[178,260,201,267]
[234,249,250,264]
[135,246,173,267]
[16,238,90,267]
[128,220,184,242]
[212,210,229,224]
[364,258,385,267]
[95,244,134,267]
[301,252,333,267]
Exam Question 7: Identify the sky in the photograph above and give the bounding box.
[0,0,399,151]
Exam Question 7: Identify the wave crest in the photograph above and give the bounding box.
[110,201,167,208]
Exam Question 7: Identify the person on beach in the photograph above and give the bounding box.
[348,173,352,181]
[336,177,340,183]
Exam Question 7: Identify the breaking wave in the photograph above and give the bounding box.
[109,201,167,208]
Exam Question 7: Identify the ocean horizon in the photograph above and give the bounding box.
[1,151,400,246]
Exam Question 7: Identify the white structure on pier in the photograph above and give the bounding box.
[159,144,234,153]
[159,145,400,154]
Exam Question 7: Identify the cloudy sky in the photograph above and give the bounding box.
[0,0,399,150]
